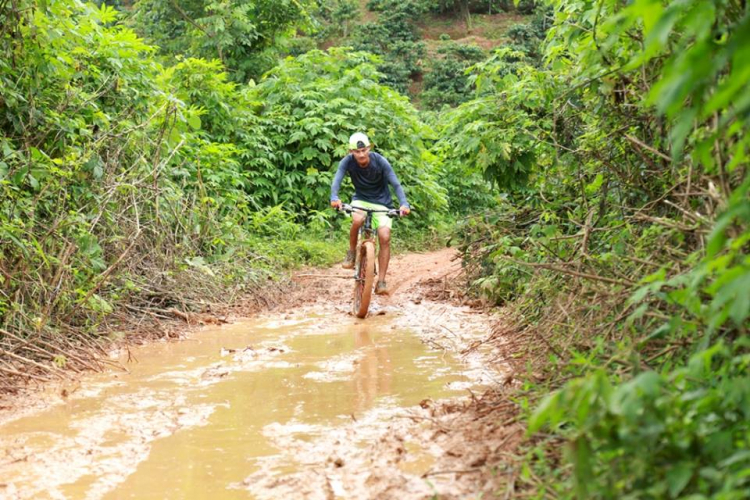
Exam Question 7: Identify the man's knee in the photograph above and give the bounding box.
[378,228,391,246]
[352,214,365,228]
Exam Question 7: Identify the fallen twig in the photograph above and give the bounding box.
[0,347,67,380]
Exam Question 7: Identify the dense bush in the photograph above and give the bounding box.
[314,0,360,39]
[0,0,263,337]
[351,0,426,94]
[441,0,750,496]
[421,42,486,109]
[246,48,447,224]
[504,11,549,60]
[433,48,541,191]
[129,0,315,81]
[421,0,538,15]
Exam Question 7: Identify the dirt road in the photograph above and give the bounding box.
[0,249,521,499]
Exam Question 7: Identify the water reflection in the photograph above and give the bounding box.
[352,326,393,412]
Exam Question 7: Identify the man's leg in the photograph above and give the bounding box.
[350,213,365,252]
[342,212,365,269]
[377,226,391,283]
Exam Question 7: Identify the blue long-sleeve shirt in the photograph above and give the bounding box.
[330,152,409,209]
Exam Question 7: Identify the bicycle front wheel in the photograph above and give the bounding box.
[352,242,375,318]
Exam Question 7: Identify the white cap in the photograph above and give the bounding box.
[348,132,370,150]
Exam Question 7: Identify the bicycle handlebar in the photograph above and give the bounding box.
[338,203,403,218]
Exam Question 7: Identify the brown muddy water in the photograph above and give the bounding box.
[0,307,493,499]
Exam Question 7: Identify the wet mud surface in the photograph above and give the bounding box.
[0,249,520,499]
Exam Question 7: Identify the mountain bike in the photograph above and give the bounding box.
[339,204,402,318]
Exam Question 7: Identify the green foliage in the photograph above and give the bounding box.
[315,0,360,39]
[421,42,486,109]
[1,0,167,321]
[416,0,456,13]
[352,0,427,94]
[420,0,538,15]
[434,49,542,190]
[246,48,447,223]
[504,11,549,60]
[434,156,497,214]
[130,0,314,81]
[157,56,271,216]
[438,0,749,496]
[452,202,540,299]
[530,342,750,499]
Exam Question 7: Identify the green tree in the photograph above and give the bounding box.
[434,48,541,191]
[317,0,360,38]
[130,0,314,81]
[421,42,486,109]
[353,0,427,94]
[246,48,447,222]
[439,0,750,496]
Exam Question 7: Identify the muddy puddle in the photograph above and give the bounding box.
[0,304,495,500]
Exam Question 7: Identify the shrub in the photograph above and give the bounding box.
[421,42,486,109]
[246,48,447,224]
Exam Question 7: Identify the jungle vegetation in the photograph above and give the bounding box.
[1,0,748,497]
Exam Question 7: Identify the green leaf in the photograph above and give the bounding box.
[88,294,113,314]
[2,231,28,257]
[585,173,603,195]
[528,392,560,434]
[667,462,693,498]
[168,127,183,146]
[29,147,44,161]
[572,437,592,498]
[93,163,103,180]
[188,114,202,130]
[725,272,750,326]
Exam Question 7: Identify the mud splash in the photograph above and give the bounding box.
[0,296,497,499]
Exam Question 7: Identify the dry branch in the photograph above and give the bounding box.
[63,230,142,322]
[503,258,636,286]
[0,347,67,380]
[624,134,672,162]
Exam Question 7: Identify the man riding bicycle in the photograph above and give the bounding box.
[330,132,411,295]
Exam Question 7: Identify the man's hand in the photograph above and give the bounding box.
[331,200,342,210]
[400,205,411,216]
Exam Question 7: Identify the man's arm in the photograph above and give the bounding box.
[330,160,348,203]
[383,160,409,209]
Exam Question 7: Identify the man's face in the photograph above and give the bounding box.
[350,146,370,167]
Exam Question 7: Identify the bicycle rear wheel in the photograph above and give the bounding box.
[352,241,375,318]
